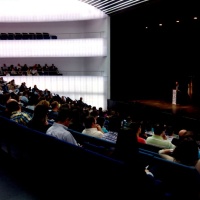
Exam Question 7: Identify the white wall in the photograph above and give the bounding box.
[0,17,110,109]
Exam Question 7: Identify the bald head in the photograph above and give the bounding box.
[6,98,18,104]
[178,129,187,137]
[179,129,194,139]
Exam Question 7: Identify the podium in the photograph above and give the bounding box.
[172,89,177,105]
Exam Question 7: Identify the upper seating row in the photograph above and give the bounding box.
[0,32,57,40]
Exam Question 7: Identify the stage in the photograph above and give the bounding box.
[132,99,200,120]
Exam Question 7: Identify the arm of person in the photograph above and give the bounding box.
[161,132,168,140]
[95,123,104,134]
[158,149,174,161]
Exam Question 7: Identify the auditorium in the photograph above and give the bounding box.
[0,0,200,199]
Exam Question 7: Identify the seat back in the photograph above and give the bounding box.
[152,156,200,199]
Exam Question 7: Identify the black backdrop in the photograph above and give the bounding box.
[110,0,200,105]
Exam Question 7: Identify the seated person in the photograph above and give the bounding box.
[96,116,109,133]
[46,105,78,146]
[159,138,200,173]
[68,108,85,133]
[146,123,175,149]
[129,121,146,144]
[48,101,59,121]
[82,115,104,139]
[171,129,194,146]
[27,104,52,133]
[6,99,32,126]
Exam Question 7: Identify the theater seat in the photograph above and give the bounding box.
[50,35,57,39]
[36,33,43,39]
[22,33,30,40]
[8,33,14,40]
[1,33,8,40]
[29,33,36,40]
[15,33,22,40]
[43,32,50,39]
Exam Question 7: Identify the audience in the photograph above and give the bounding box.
[0,78,200,199]
[1,63,61,76]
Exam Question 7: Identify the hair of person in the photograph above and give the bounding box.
[173,138,199,166]
[56,106,72,122]
[129,121,141,133]
[113,127,139,164]
[96,116,105,127]
[6,100,20,113]
[33,104,49,120]
[153,123,166,135]
[50,101,59,109]
[84,115,95,128]
[37,99,50,107]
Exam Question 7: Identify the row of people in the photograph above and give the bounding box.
[0,63,61,76]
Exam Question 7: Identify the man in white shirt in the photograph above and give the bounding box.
[46,105,78,146]
[82,115,104,139]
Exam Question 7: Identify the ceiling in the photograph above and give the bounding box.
[80,0,150,15]
[80,0,200,17]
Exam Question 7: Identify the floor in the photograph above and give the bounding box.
[0,152,51,200]
[0,151,40,200]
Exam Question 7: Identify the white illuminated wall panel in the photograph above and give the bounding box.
[0,39,106,57]
[3,76,107,110]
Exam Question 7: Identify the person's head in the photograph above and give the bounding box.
[165,125,174,136]
[153,123,166,136]
[84,115,96,128]
[37,100,50,108]
[50,101,60,111]
[178,129,187,137]
[90,110,99,119]
[28,93,39,106]
[96,116,105,128]
[178,129,194,141]
[173,138,199,166]
[2,93,11,105]
[129,121,142,136]
[6,99,21,115]
[56,105,73,126]
[33,104,49,124]
[113,127,139,164]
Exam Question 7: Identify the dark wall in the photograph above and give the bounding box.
[110,0,200,104]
